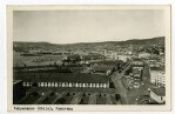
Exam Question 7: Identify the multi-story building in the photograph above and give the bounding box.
[150,68,165,87]
[132,66,143,80]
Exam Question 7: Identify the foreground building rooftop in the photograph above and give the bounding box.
[14,72,109,83]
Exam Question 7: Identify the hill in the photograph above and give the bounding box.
[13,36,165,53]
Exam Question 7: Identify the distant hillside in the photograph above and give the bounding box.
[13,36,165,53]
[120,37,164,46]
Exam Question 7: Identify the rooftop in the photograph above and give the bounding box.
[92,60,123,66]
[150,67,165,71]
[92,66,114,73]
[151,87,165,96]
[14,72,109,83]
[13,80,22,85]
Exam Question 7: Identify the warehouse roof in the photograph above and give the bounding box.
[14,72,109,83]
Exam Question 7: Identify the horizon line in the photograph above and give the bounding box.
[13,36,165,45]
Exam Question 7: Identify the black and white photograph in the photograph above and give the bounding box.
[7,5,171,111]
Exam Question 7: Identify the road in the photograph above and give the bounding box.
[110,61,151,104]
[110,62,131,104]
[127,63,151,104]
[111,72,129,104]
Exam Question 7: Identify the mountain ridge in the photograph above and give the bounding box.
[13,36,164,46]
[13,36,165,53]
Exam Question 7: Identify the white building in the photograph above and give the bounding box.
[150,68,165,87]
[116,54,131,62]
[138,52,151,59]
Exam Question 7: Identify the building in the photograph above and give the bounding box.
[62,54,81,66]
[150,67,165,87]
[131,60,144,67]
[13,80,27,103]
[116,54,132,62]
[90,60,123,73]
[14,72,110,89]
[91,65,114,76]
[81,53,106,61]
[132,66,143,80]
[146,58,163,68]
[138,52,151,59]
[148,87,165,104]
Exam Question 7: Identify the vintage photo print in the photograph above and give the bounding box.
[7,5,171,112]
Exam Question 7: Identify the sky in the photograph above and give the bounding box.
[13,9,166,44]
